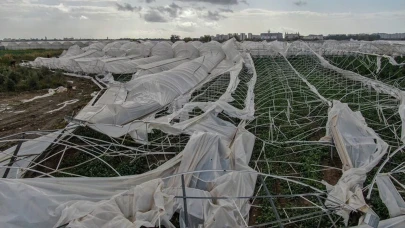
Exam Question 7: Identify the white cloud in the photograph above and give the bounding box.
[55,3,70,13]
[79,15,88,20]
[176,21,198,32]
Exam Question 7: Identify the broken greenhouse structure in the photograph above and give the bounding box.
[1,39,405,227]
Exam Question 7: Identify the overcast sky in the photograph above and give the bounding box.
[1,0,404,39]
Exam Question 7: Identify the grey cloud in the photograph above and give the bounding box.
[195,6,206,11]
[240,0,248,5]
[219,8,233,13]
[204,10,226,21]
[176,0,240,5]
[294,0,307,6]
[143,10,168,22]
[145,0,156,3]
[115,3,142,12]
[155,2,182,18]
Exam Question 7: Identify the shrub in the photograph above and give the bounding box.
[0,73,5,85]
[16,80,29,91]
[28,75,39,90]
[6,78,16,91]
[7,70,20,84]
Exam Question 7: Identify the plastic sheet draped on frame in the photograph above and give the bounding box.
[323,101,388,225]
[133,42,200,78]
[0,130,256,228]
[76,41,226,125]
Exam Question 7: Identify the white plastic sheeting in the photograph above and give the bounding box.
[101,41,127,57]
[0,130,63,179]
[74,55,142,75]
[120,42,151,57]
[0,128,256,228]
[29,41,180,74]
[31,49,105,72]
[240,40,405,57]
[76,41,226,125]
[323,101,388,225]
[98,41,173,75]
[31,44,84,68]
[354,215,405,228]
[133,57,190,78]
[1,41,90,50]
[87,42,106,51]
[61,45,84,58]
[305,44,405,145]
[76,39,250,143]
[376,174,405,218]
[133,42,200,78]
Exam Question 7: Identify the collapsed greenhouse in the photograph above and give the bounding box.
[1,39,405,227]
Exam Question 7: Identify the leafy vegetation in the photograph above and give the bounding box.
[0,49,64,92]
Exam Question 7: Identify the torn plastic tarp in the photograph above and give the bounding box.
[59,50,106,72]
[54,130,256,228]
[76,40,250,142]
[323,101,388,225]
[100,41,174,74]
[80,41,254,143]
[132,57,190,79]
[74,55,142,75]
[375,174,405,218]
[304,42,405,145]
[30,44,82,68]
[72,42,174,75]
[353,215,405,228]
[133,42,200,78]
[76,42,226,125]
[102,41,126,57]
[0,130,256,228]
[60,45,84,58]
[86,42,106,51]
[0,130,63,178]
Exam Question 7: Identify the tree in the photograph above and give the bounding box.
[170,35,180,43]
[183,37,192,42]
[199,35,211,43]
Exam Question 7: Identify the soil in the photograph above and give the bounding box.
[0,76,99,138]
[248,200,262,225]
[322,148,343,186]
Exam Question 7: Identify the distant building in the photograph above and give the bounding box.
[260,32,283,40]
[302,34,324,40]
[285,33,300,40]
[248,33,253,39]
[252,35,261,40]
[377,33,405,40]
[240,33,246,41]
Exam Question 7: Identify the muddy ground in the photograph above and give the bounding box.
[0,76,99,138]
